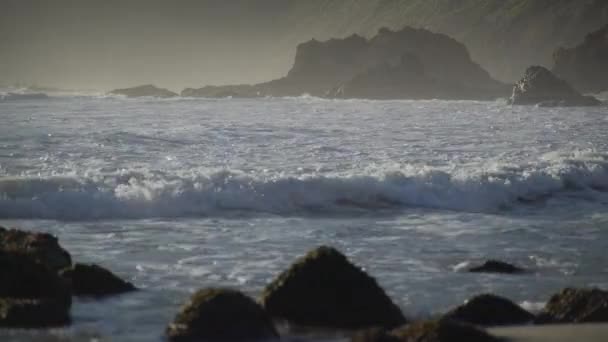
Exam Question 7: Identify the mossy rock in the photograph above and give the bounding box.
[59,263,136,297]
[352,319,502,342]
[0,298,71,327]
[536,288,608,324]
[0,226,72,272]
[0,251,71,327]
[260,246,406,329]
[443,294,534,326]
[167,288,278,341]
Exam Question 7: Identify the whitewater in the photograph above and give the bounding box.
[1,93,607,340]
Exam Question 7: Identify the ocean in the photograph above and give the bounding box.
[1,93,607,341]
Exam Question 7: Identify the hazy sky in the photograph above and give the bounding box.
[0,0,301,91]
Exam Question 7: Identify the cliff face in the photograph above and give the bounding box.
[552,24,608,94]
[184,27,508,100]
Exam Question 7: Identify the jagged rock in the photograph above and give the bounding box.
[0,226,72,272]
[166,288,278,341]
[443,294,534,326]
[509,66,601,106]
[353,319,501,342]
[0,251,71,327]
[59,263,136,297]
[185,27,509,100]
[553,24,608,94]
[535,288,608,324]
[468,260,525,274]
[110,84,178,98]
[260,246,406,329]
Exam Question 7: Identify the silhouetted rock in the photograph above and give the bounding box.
[0,226,72,272]
[166,288,278,342]
[353,319,501,342]
[110,84,178,98]
[535,288,608,324]
[443,294,534,326]
[185,27,509,100]
[260,246,406,330]
[468,260,525,274]
[181,84,259,98]
[509,66,601,106]
[59,263,136,297]
[553,24,608,94]
[0,251,71,327]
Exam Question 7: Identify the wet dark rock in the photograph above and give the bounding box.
[0,251,71,327]
[509,66,601,106]
[553,24,608,94]
[166,288,278,341]
[110,84,178,98]
[0,226,72,272]
[353,319,502,342]
[59,263,136,297]
[468,260,525,274]
[260,246,406,330]
[0,298,71,328]
[181,84,260,98]
[535,288,608,324]
[443,294,534,326]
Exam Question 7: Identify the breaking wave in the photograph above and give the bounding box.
[1,151,607,220]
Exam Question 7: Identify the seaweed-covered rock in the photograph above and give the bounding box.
[468,260,525,274]
[260,246,406,329]
[443,294,534,326]
[353,319,501,342]
[0,226,72,272]
[59,263,136,297]
[509,66,601,106]
[0,251,71,327]
[535,288,608,324]
[110,84,178,98]
[166,288,278,341]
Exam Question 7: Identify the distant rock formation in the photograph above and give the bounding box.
[110,84,178,98]
[184,27,509,100]
[467,260,526,274]
[509,66,601,106]
[553,24,608,94]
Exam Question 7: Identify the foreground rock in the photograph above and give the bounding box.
[553,24,608,94]
[468,260,525,274]
[166,288,278,341]
[536,288,608,324]
[509,66,601,106]
[0,251,71,327]
[260,246,406,329]
[443,294,534,326]
[59,263,136,297]
[184,27,509,100]
[0,226,72,272]
[110,84,178,98]
[353,319,502,342]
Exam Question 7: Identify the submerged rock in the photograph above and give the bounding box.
[553,24,608,94]
[59,263,136,297]
[536,288,608,324]
[509,66,601,106]
[353,319,501,342]
[0,251,71,327]
[166,288,278,341]
[0,226,72,272]
[110,84,178,98]
[443,294,534,326]
[260,246,406,330]
[468,260,525,274]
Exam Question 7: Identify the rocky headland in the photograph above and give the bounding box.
[182,27,510,100]
[110,84,178,98]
